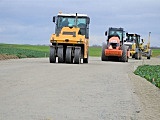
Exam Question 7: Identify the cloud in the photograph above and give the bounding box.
[0,0,160,46]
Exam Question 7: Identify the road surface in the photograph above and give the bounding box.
[0,57,159,120]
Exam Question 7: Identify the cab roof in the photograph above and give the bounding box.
[57,13,88,17]
[126,33,140,37]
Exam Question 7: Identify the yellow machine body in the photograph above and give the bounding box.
[49,13,90,64]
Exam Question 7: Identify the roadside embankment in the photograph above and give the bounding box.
[129,57,160,120]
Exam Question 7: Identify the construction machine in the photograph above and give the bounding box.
[101,27,130,62]
[124,33,142,59]
[141,32,152,59]
[124,33,151,59]
[49,12,90,64]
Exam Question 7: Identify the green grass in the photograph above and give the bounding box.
[89,47,101,57]
[152,49,160,57]
[0,43,102,58]
[0,43,49,58]
[0,43,160,58]
[0,43,49,52]
[134,65,160,88]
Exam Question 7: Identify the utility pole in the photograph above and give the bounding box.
[149,32,151,42]
[148,32,151,48]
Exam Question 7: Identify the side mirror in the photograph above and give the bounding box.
[126,32,128,36]
[141,39,144,43]
[53,16,56,23]
[87,17,90,24]
[105,31,107,36]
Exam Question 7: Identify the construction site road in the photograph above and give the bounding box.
[0,57,160,120]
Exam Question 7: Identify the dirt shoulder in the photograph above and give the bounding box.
[0,54,19,60]
[129,58,160,120]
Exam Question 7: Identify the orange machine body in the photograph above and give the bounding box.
[105,37,123,57]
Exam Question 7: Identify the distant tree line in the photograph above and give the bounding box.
[90,44,101,47]
[150,47,160,49]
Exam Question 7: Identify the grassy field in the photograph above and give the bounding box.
[0,43,160,58]
[89,47,101,57]
[0,43,49,58]
[0,43,49,52]
[134,65,160,88]
[0,43,102,58]
[151,49,160,57]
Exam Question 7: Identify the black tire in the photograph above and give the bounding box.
[101,43,108,61]
[74,47,81,64]
[147,56,150,59]
[83,58,88,63]
[121,45,128,62]
[147,50,151,59]
[135,53,138,59]
[83,51,89,63]
[66,47,73,63]
[135,52,142,60]
[132,54,135,58]
[139,52,142,60]
[57,46,64,63]
[49,46,56,63]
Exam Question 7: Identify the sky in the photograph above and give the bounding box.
[0,0,160,46]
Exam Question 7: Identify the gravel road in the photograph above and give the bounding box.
[0,57,160,120]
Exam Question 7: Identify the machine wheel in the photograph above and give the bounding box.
[57,46,64,63]
[147,56,150,59]
[135,53,138,59]
[66,47,73,63]
[132,54,135,58]
[121,45,128,62]
[139,52,142,60]
[49,46,56,63]
[101,43,108,61]
[147,50,151,59]
[135,52,142,60]
[74,47,81,64]
[83,58,88,63]
[83,52,89,63]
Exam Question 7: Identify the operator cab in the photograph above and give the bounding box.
[105,28,124,41]
[53,13,90,39]
[126,33,141,44]
[105,28,125,48]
